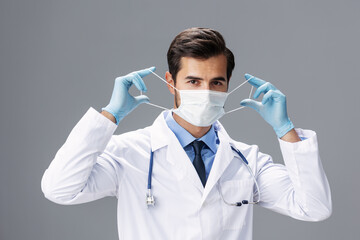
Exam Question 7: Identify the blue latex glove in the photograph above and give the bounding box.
[240,73,294,138]
[102,66,155,125]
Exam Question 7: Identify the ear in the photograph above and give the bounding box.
[227,75,231,91]
[165,71,175,95]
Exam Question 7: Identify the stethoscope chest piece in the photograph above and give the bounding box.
[146,189,155,208]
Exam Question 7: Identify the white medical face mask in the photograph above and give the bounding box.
[143,70,254,126]
[173,89,228,127]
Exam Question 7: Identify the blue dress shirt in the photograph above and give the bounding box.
[164,111,219,180]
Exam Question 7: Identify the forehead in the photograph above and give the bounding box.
[177,55,227,78]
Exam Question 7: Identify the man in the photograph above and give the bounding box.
[41,27,332,239]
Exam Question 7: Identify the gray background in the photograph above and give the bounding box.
[1,0,359,239]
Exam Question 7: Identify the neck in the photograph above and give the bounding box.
[172,112,211,139]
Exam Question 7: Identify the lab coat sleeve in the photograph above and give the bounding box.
[41,107,120,205]
[255,128,332,221]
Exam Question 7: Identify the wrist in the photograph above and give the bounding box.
[280,128,302,142]
[274,119,294,138]
[101,107,123,125]
[101,110,117,124]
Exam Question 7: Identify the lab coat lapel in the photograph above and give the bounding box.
[166,142,204,194]
[150,111,204,194]
[200,130,234,205]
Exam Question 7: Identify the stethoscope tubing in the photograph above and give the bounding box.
[146,146,261,207]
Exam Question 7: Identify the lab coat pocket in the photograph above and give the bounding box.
[220,179,254,230]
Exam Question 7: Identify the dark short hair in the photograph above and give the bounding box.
[167,27,235,83]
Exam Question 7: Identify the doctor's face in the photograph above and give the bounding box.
[165,54,229,108]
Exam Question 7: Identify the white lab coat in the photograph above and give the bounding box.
[41,107,332,240]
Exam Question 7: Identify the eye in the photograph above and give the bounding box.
[213,81,223,86]
[189,80,198,84]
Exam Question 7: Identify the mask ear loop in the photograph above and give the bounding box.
[139,69,179,111]
[249,85,254,99]
[141,69,254,114]
[148,69,179,91]
[225,76,254,115]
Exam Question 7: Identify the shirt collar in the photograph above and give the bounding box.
[164,111,218,153]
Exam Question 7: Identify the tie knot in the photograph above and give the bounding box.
[191,140,205,155]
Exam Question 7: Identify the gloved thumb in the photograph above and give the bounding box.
[134,95,150,107]
[240,99,262,112]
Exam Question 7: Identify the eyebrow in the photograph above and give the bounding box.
[185,76,227,81]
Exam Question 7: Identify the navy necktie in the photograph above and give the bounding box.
[191,140,207,187]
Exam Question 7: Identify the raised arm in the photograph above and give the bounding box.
[41,67,155,204]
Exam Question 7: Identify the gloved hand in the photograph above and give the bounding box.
[240,73,294,138]
[102,66,155,125]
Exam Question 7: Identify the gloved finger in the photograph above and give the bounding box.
[135,66,156,78]
[262,90,283,105]
[134,95,150,106]
[133,72,148,92]
[240,99,262,112]
[253,82,276,99]
[121,73,142,92]
[245,73,267,88]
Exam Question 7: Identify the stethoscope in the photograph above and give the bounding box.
[146,146,261,208]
